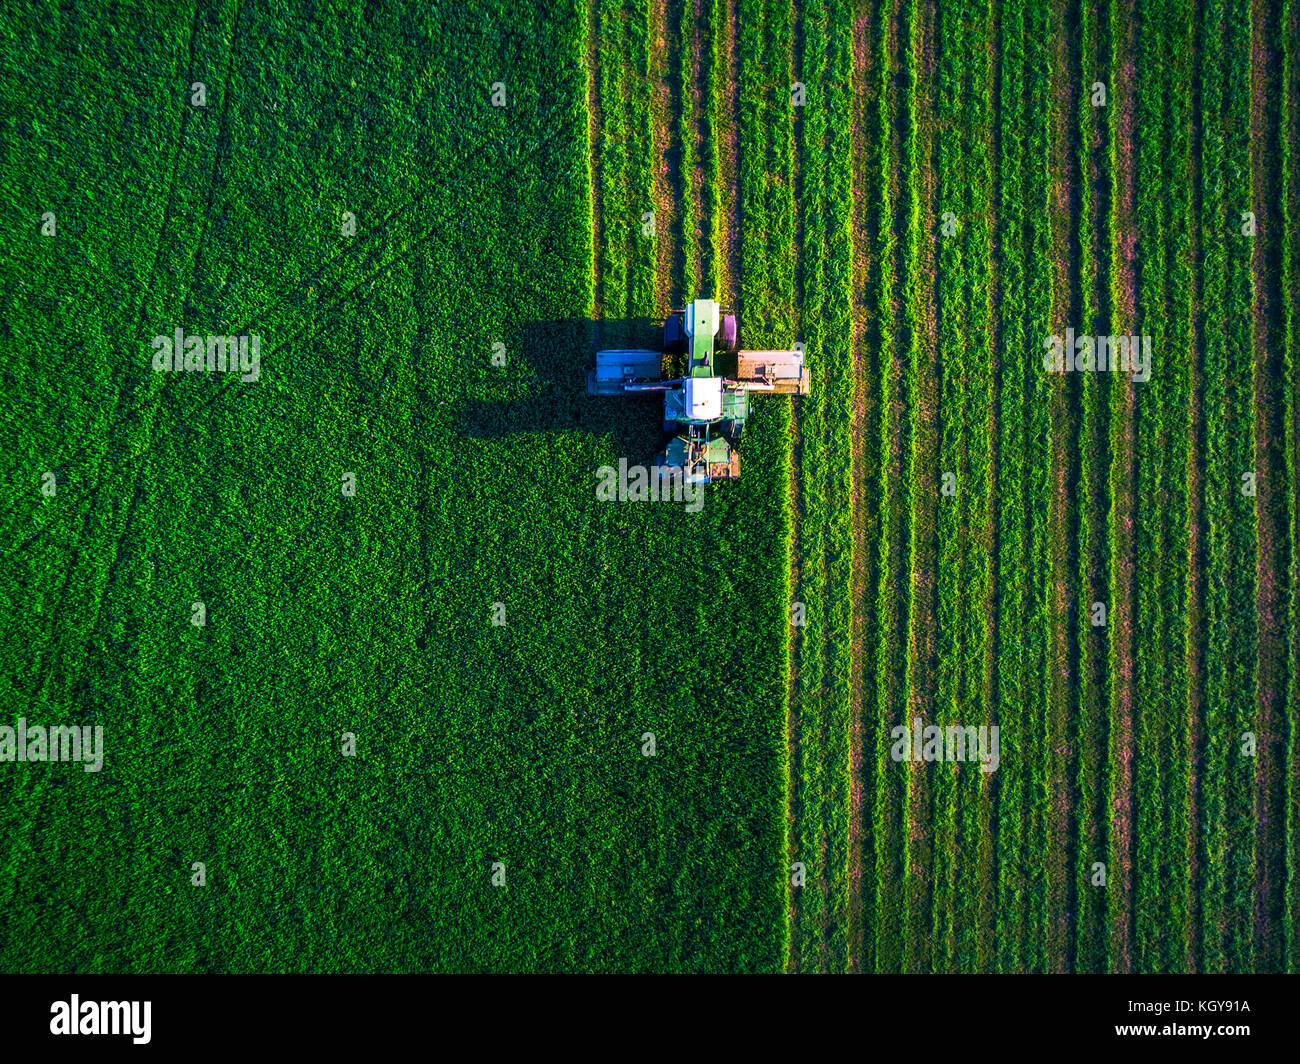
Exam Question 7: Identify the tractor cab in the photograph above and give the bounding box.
[587,296,809,484]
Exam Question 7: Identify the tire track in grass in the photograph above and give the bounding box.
[31,6,237,712]
[846,0,880,973]
[1247,0,1288,973]
[23,3,202,687]
[1046,0,1082,974]
[1107,0,1140,972]
[873,0,911,974]
[1075,0,1113,974]
[902,0,938,975]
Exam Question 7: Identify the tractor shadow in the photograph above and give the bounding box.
[459,316,688,465]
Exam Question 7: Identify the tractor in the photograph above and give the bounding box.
[586,297,811,483]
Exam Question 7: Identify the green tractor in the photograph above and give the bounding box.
[586,297,811,482]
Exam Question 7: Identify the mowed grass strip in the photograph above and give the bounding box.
[993,0,1028,973]
[1074,0,1112,975]
[930,0,966,973]
[1046,0,1081,974]
[1247,0,1290,974]
[901,0,939,976]
[1157,0,1195,972]
[1222,0,1259,971]
[1133,0,1168,972]
[871,0,910,974]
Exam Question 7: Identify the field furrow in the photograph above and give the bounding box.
[902,0,939,975]
[1247,0,1289,974]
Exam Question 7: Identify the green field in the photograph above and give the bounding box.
[2,0,1297,973]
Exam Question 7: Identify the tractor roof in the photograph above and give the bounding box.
[685,299,718,377]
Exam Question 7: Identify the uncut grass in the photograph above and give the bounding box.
[0,0,788,973]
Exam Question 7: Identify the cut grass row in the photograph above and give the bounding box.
[1133,0,1168,973]
[993,0,1028,972]
[1022,0,1053,975]
[845,0,881,973]
[1156,0,1196,973]
[976,0,1003,974]
[796,0,856,973]
[1046,0,1081,974]
[1285,0,1300,975]
[1221,0,1258,973]
[1106,0,1141,972]
[959,0,996,975]
[931,0,967,972]
[870,0,910,975]
[901,0,939,975]
[1074,0,1111,974]
[1247,0,1290,975]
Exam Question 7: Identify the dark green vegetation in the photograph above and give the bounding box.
[1,0,785,972]
[3,0,1298,974]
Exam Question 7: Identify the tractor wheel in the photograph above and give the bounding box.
[664,314,684,352]
[720,313,738,350]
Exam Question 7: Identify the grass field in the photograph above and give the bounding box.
[1,0,1296,973]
